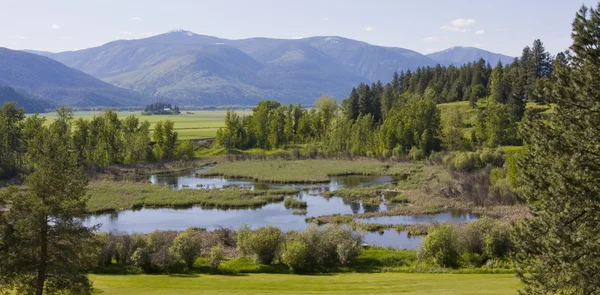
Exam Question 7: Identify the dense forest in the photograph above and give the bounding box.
[216,39,554,157]
[142,102,181,115]
[0,104,193,179]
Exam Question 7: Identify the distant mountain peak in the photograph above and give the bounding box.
[428,46,514,66]
[167,29,195,36]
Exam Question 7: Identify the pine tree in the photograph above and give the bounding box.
[515,4,600,293]
[0,112,95,295]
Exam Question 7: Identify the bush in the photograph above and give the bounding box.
[236,224,251,256]
[245,226,284,264]
[131,231,178,273]
[422,224,460,268]
[409,146,424,161]
[209,244,225,272]
[281,241,309,273]
[170,228,203,269]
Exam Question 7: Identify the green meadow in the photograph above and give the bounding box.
[37,110,252,140]
[89,273,520,295]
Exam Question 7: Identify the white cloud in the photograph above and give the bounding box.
[139,32,153,37]
[440,25,469,32]
[323,17,329,21]
[60,36,69,40]
[8,36,28,39]
[131,17,143,21]
[451,18,476,27]
[426,48,434,53]
[51,24,61,29]
[474,30,485,36]
[474,43,484,48]
[121,31,134,35]
[440,18,476,33]
[362,25,375,32]
[423,36,441,41]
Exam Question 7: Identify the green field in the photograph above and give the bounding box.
[89,273,520,295]
[37,110,252,140]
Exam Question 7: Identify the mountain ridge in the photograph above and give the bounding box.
[20,31,515,106]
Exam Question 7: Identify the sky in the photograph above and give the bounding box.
[0,0,596,56]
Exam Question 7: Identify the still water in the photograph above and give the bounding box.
[85,168,475,249]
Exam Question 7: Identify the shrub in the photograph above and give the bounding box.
[170,228,203,269]
[246,226,284,264]
[236,224,251,256]
[281,241,309,273]
[453,152,476,172]
[209,244,225,272]
[422,224,460,268]
[131,231,178,273]
[409,146,424,161]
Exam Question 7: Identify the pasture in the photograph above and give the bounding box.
[37,110,252,140]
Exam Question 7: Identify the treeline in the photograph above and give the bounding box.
[143,102,180,115]
[217,39,555,157]
[97,224,363,274]
[0,104,193,179]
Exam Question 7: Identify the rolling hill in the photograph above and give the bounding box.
[0,47,143,107]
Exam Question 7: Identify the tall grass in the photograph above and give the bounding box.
[199,159,416,183]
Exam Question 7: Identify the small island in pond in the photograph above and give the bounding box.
[142,102,181,115]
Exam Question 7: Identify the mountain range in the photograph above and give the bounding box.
[0,47,142,108]
[2,30,514,109]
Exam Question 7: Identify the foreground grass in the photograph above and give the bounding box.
[90,273,520,295]
[86,181,298,213]
[200,159,418,183]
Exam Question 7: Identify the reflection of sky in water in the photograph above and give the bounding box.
[86,168,476,249]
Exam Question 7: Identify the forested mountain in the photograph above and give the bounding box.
[427,47,514,66]
[31,30,445,105]
[0,47,143,107]
[0,85,51,113]
[22,31,519,106]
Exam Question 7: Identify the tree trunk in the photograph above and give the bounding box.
[35,218,47,295]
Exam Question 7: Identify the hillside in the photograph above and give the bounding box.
[0,85,51,113]
[26,32,516,106]
[427,46,514,66]
[0,47,143,107]
[35,31,438,105]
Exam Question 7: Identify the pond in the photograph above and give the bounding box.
[85,168,476,250]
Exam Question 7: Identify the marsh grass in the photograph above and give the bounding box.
[86,181,299,213]
[199,159,416,183]
[283,198,307,209]
[324,184,393,199]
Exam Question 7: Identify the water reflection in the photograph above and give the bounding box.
[358,210,479,225]
[86,168,477,249]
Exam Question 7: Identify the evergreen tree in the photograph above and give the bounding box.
[0,102,25,178]
[515,5,600,293]
[0,114,95,295]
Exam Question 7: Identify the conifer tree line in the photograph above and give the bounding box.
[0,105,194,179]
[217,39,554,157]
[143,102,180,115]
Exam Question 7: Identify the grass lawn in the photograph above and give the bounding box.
[36,110,252,140]
[200,159,420,183]
[90,273,520,295]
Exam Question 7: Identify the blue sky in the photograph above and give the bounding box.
[1,0,596,56]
